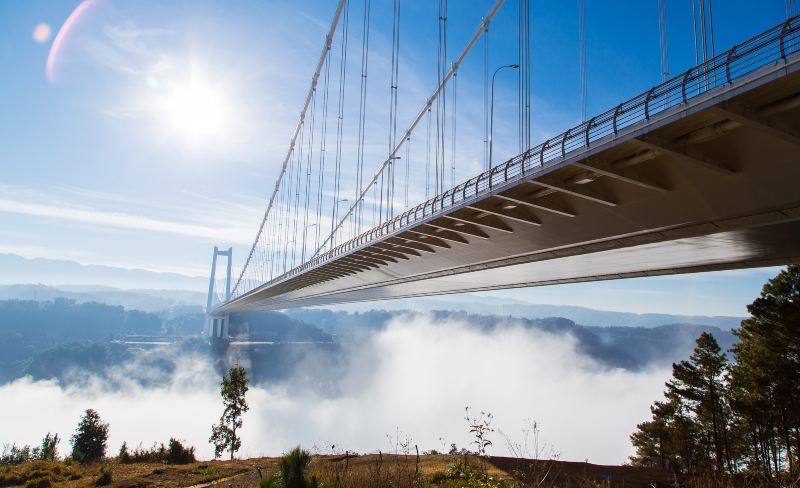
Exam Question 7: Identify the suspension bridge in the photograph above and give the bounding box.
[205,0,800,338]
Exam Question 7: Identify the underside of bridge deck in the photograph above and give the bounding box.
[220,59,800,312]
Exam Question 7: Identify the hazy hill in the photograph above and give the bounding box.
[0,283,205,312]
[327,297,745,329]
[287,309,737,370]
[0,253,207,290]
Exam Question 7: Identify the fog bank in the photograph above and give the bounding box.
[0,314,670,464]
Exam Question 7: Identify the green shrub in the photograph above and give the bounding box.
[117,438,196,464]
[268,447,321,488]
[431,461,504,488]
[23,477,51,488]
[1,444,32,465]
[166,438,196,464]
[118,441,131,463]
[94,466,112,486]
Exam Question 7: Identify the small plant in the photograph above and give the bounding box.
[465,407,494,457]
[37,434,60,462]
[1,444,32,465]
[499,419,561,486]
[24,477,52,488]
[118,442,131,464]
[434,460,504,487]
[262,447,320,488]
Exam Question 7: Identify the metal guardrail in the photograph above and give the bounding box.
[230,15,800,302]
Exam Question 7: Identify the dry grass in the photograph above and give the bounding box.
[306,453,674,488]
[0,458,274,487]
[0,455,679,488]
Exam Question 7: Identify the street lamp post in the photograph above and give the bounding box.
[489,64,520,170]
[301,223,317,262]
[332,198,349,247]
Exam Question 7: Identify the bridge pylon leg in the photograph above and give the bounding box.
[204,246,233,340]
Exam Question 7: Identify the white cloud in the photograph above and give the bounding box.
[0,197,252,245]
[0,314,669,464]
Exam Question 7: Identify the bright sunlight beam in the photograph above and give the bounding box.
[158,75,232,147]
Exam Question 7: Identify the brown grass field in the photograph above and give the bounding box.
[0,454,676,487]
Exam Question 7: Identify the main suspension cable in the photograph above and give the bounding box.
[232,0,347,296]
[313,0,506,259]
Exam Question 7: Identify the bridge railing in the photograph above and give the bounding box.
[230,15,799,302]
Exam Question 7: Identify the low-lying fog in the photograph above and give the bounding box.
[0,313,670,464]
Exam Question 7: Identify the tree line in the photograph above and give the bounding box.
[630,266,800,482]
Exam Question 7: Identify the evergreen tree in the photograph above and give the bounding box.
[666,332,733,475]
[210,366,249,460]
[70,409,109,464]
[632,265,800,481]
[730,265,800,477]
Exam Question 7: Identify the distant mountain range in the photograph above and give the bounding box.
[332,296,746,329]
[0,283,206,313]
[0,253,207,290]
[0,252,746,328]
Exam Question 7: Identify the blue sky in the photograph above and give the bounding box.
[0,0,791,316]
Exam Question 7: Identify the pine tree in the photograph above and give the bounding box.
[70,409,109,464]
[666,332,733,475]
[730,265,800,477]
[210,366,250,460]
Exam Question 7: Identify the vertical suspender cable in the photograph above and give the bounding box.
[707,0,715,58]
[436,0,448,194]
[404,136,410,209]
[518,0,522,152]
[291,121,305,269]
[301,89,317,263]
[355,0,371,233]
[426,108,432,200]
[525,0,531,151]
[393,0,401,217]
[451,69,457,188]
[330,0,350,249]
[483,25,489,172]
[314,49,331,255]
[579,0,587,122]
[658,0,669,81]
[699,0,708,63]
[518,0,531,152]
[385,0,401,222]
[692,0,699,66]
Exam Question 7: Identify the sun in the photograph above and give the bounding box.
[159,76,232,146]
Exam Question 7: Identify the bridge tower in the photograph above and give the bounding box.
[205,246,232,340]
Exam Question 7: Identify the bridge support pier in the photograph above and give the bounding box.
[205,314,230,339]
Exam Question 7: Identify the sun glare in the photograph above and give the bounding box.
[159,77,232,147]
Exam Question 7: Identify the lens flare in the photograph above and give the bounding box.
[46,0,98,83]
[32,23,52,44]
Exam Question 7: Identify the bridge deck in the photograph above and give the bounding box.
[221,30,800,312]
